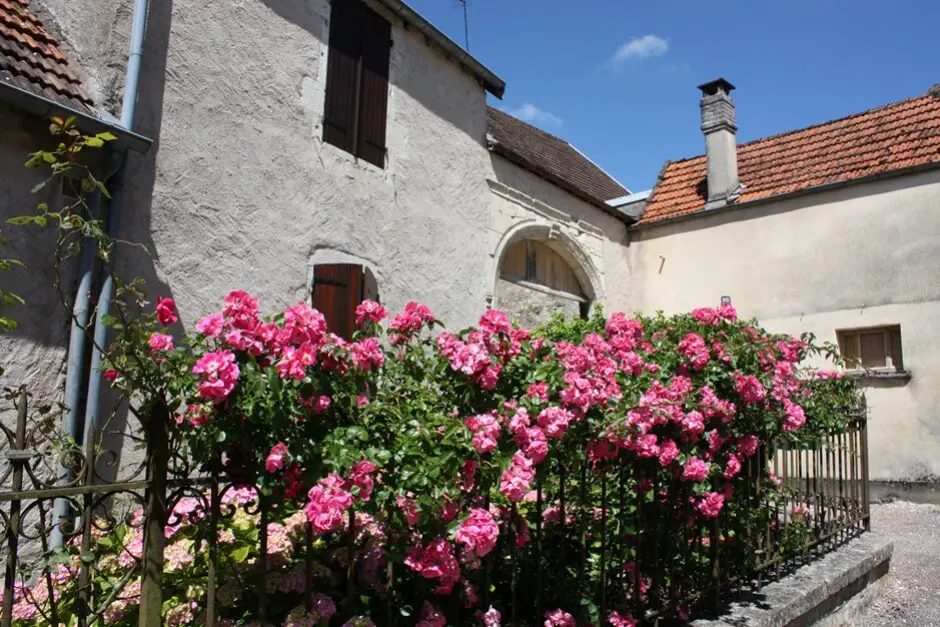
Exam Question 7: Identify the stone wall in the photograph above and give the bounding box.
[496,279,582,329]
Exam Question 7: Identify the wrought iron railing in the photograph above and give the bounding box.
[0,387,869,626]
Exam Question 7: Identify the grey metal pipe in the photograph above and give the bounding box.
[119,0,149,130]
[50,188,101,548]
[50,0,151,549]
[81,0,150,438]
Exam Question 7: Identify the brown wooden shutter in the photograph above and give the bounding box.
[356,8,391,167]
[323,0,362,154]
[312,264,364,340]
[889,327,904,371]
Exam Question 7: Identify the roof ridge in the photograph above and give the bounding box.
[566,141,630,195]
[736,91,935,150]
[663,89,937,165]
[488,105,570,144]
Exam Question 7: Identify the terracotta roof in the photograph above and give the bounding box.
[0,0,92,111]
[487,106,630,207]
[642,88,940,225]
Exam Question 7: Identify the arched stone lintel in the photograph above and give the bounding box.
[491,220,605,306]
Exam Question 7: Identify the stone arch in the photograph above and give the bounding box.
[491,220,604,325]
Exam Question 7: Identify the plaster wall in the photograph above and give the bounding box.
[32,0,632,331]
[39,0,495,331]
[627,169,940,480]
[0,108,74,409]
[485,156,632,317]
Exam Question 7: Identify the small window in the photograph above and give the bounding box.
[837,326,903,371]
[312,264,379,340]
[322,0,391,168]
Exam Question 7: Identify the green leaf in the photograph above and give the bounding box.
[79,550,95,564]
[6,216,36,226]
[232,545,251,563]
[30,180,48,194]
[96,131,118,142]
[84,137,105,148]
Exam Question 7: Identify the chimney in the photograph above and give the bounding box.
[698,78,741,209]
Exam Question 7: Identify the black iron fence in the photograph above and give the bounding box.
[0,387,869,626]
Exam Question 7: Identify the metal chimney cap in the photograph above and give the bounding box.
[698,78,736,97]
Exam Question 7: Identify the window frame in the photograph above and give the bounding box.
[322,0,391,168]
[836,325,904,373]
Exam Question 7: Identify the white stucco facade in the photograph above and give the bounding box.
[627,168,940,481]
[29,0,630,332]
[0,0,631,411]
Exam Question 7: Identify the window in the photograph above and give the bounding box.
[312,264,379,340]
[322,0,391,168]
[837,326,904,371]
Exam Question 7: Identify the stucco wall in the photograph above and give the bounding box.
[32,0,632,334]
[0,107,74,405]
[35,0,494,332]
[486,156,632,317]
[628,168,940,480]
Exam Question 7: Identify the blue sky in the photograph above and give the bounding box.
[406,0,940,192]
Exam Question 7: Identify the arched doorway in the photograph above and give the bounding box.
[496,239,591,327]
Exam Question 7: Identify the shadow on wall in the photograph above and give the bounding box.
[259,0,488,143]
[95,0,176,480]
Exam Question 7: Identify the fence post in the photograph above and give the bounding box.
[1,387,28,627]
[859,398,870,532]
[138,404,170,627]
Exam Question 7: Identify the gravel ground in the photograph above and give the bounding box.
[855,501,940,626]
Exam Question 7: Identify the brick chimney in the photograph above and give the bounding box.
[698,78,741,209]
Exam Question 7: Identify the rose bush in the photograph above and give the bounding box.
[5,294,859,625]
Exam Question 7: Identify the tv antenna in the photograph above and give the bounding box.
[457,0,470,50]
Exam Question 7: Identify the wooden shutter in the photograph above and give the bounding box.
[356,8,391,167]
[312,264,364,340]
[323,0,362,154]
[859,331,887,369]
[889,327,904,371]
[839,332,859,369]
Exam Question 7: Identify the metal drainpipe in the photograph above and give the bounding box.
[50,0,151,549]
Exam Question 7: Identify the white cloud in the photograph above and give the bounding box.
[608,34,669,66]
[505,103,563,127]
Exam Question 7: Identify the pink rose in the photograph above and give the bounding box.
[544,609,576,627]
[537,406,575,440]
[734,373,767,404]
[455,508,499,558]
[500,452,535,502]
[192,350,240,402]
[658,439,679,467]
[609,612,637,627]
[355,300,388,326]
[195,312,224,338]
[265,442,289,473]
[304,474,354,534]
[149,333,174,354]
[404,537,459,595]
[697,491,725,518]
[682,457,710,482]
[347,460,377,502]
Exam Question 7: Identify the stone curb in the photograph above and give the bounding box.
[691,532,893,627]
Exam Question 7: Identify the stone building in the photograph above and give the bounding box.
[2,0,939,482]
[627,79,940,481]
[0,0,633,433]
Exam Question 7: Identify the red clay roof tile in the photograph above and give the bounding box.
[641,90,940,225]
[0,0,92,111]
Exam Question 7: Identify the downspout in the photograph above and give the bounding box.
[82,0,150,438]
[51,0,151,548]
